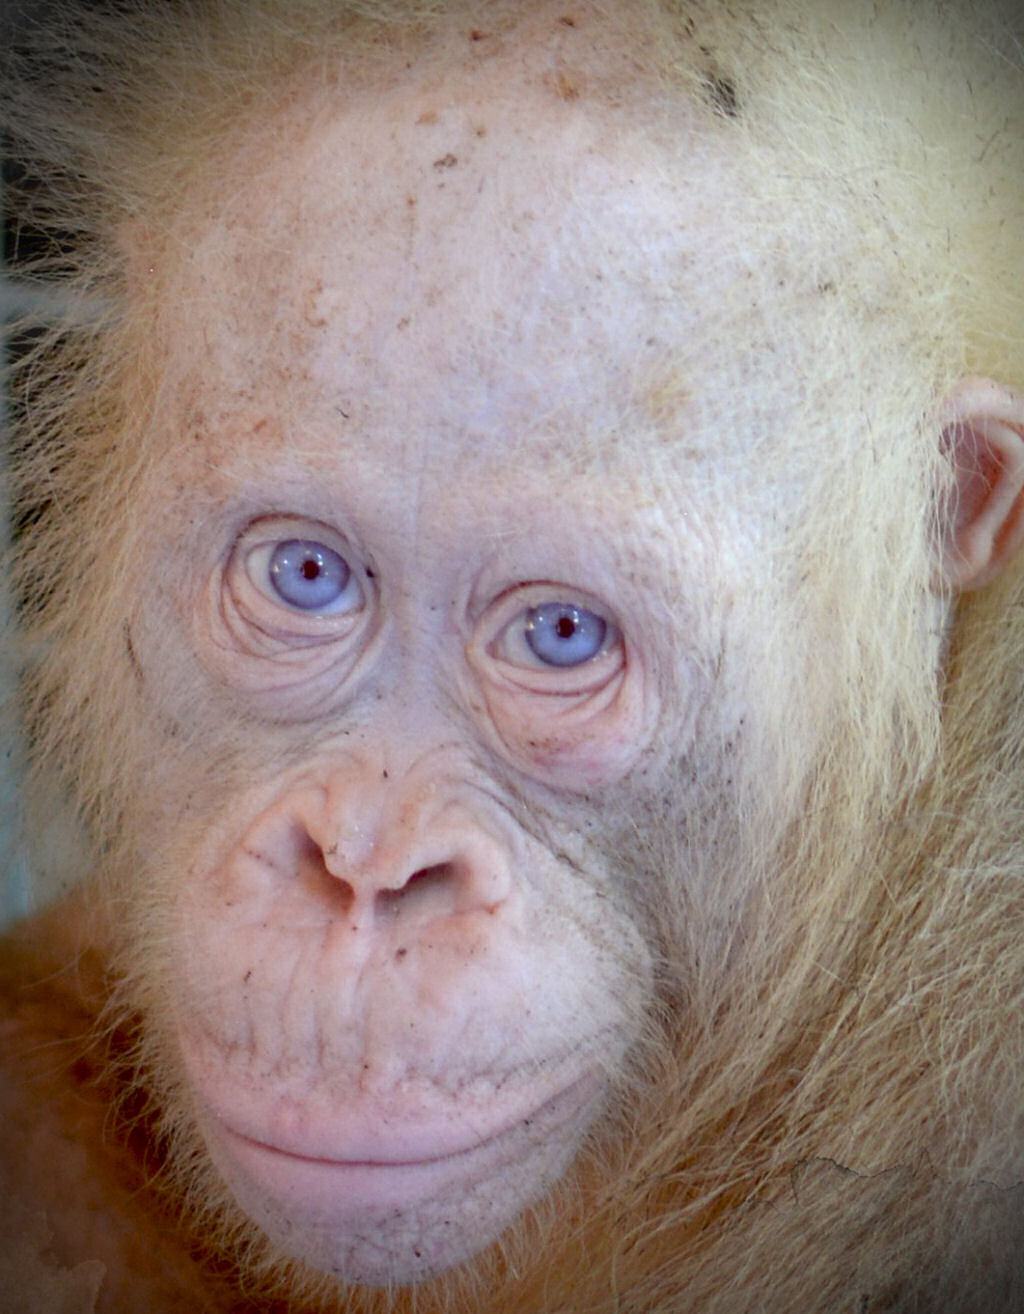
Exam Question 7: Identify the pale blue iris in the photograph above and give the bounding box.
[268,540,350,610]
[524,603,607,667]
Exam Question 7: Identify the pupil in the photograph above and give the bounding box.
[301,559,321,580]
[556,615,576,639]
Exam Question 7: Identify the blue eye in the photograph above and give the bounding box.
[524,602,608,667]
[267,539,352,611]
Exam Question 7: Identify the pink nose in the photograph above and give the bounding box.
[292,766,513,930]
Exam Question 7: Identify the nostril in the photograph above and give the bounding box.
[299,831,357,913]
[373,862,463,924]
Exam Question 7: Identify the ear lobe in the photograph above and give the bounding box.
[938,377,1024,593]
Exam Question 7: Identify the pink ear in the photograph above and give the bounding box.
[939,377,1024,592]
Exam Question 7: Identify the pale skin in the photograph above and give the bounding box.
[134,53,700,1284]
[3,2,1024,1303]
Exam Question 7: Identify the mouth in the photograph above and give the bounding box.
[204,1072,598,1212]
[216,1122,522,1215]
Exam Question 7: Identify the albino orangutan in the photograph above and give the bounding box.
[1,1,1023,1310]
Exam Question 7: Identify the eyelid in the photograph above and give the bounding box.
[478,580,616,625]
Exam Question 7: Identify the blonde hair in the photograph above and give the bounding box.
[3,3,1024,1309]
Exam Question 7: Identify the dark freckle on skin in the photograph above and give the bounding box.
[382,769,389,779]
[469,29,487,41]
[559,15,577,26]
[433,153,458,169]
[396,947,407,960]
[243,970,252,984]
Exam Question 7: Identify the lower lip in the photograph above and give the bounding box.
[205,1076,597,1217]
[221,1131,498,1212]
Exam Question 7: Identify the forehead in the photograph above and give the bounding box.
[151,2,860,492]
